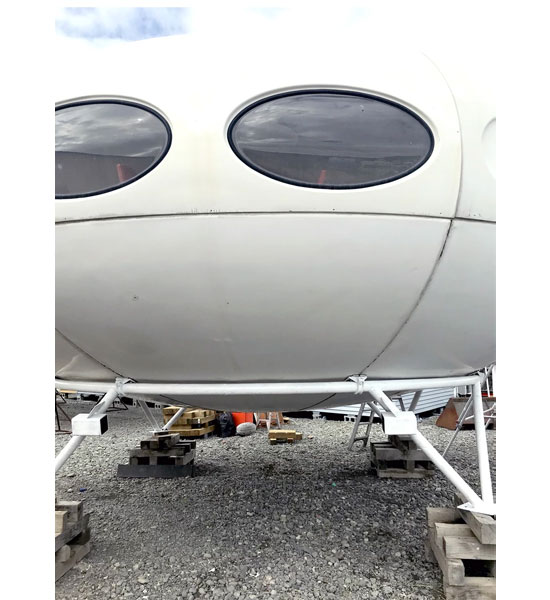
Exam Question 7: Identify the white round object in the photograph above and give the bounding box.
[55,35,495,412]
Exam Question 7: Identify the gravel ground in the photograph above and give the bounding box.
[55,401,496,600]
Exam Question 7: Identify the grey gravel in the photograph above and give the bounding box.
[55,401,495,600]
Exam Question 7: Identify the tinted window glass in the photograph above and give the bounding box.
[55,102,170,198]
[229,92,433,188]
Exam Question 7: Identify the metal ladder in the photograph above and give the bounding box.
[254,412,282,431]
[347,391,423,451]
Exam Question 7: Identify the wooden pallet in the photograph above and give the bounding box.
[55,500,91,581]
[425,505,496,599]
[162,407,216,427]
[167,423,215,438]
[370,438,434,478]
[268,429,303,444]
[118,434,197,478]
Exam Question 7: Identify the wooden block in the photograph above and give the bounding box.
[129,452,195,466]
[435,398,460,429]
[388,435,416,453]
[434,523,475,544]
[371,443,429,462]
[375,467,434,479]
[427,527,465,586]
[444,536,496,561]
[454,493,496,545]
[141,433,180,450]
[162,407,215,420]
[424,537,437,563]
[55,514,90,552]
[153,432,180,440]
[444,577,496,600]
[55,500,83,524]
[269,437,298,445]
[456,507,496,545]
[426,507,461,527]
[167,424,215,437]
[130,445,194,458]
[56,544,72,563]
[168,416,215,427]
[268,429,296,439]
[55,511,68,535]
[184,409,215,420]
[55,541,91,581]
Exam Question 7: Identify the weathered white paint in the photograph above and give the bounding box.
[55,36,495,412]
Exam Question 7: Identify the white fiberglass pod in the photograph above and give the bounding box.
[55,36,495,410]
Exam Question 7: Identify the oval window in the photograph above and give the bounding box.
[229,91,433,189]
[55,101,171,198]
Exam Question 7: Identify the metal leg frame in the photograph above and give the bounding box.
[135,397,162,432]
[484,404,497,429]
[54,373,496,514]
[55,387,119,473]
[442,365,496,458]
[408,390,422,413]
[415,381,494,514]
[442,394,474,458]
[471,382,494,504]
[360,383,495,515]
[161,406,187,431]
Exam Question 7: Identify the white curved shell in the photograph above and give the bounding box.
[55,36,495,409]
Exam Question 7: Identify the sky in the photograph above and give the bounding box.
[54,5,494,55]
[56,6,192,45]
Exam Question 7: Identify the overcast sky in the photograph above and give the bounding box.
[55,5,494,56]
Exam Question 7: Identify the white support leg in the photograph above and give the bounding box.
[347,402,366,450]
[442,394,474,458]
[55,387,118,473]
[161,407,186,431]
[472,381,494,504]
[363,409,376,446]
[410,430,494,514]
[408,390,422,413]
[137,398,161,431]
[368,387,400,416]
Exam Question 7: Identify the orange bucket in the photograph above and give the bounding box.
[231,412,254,426]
